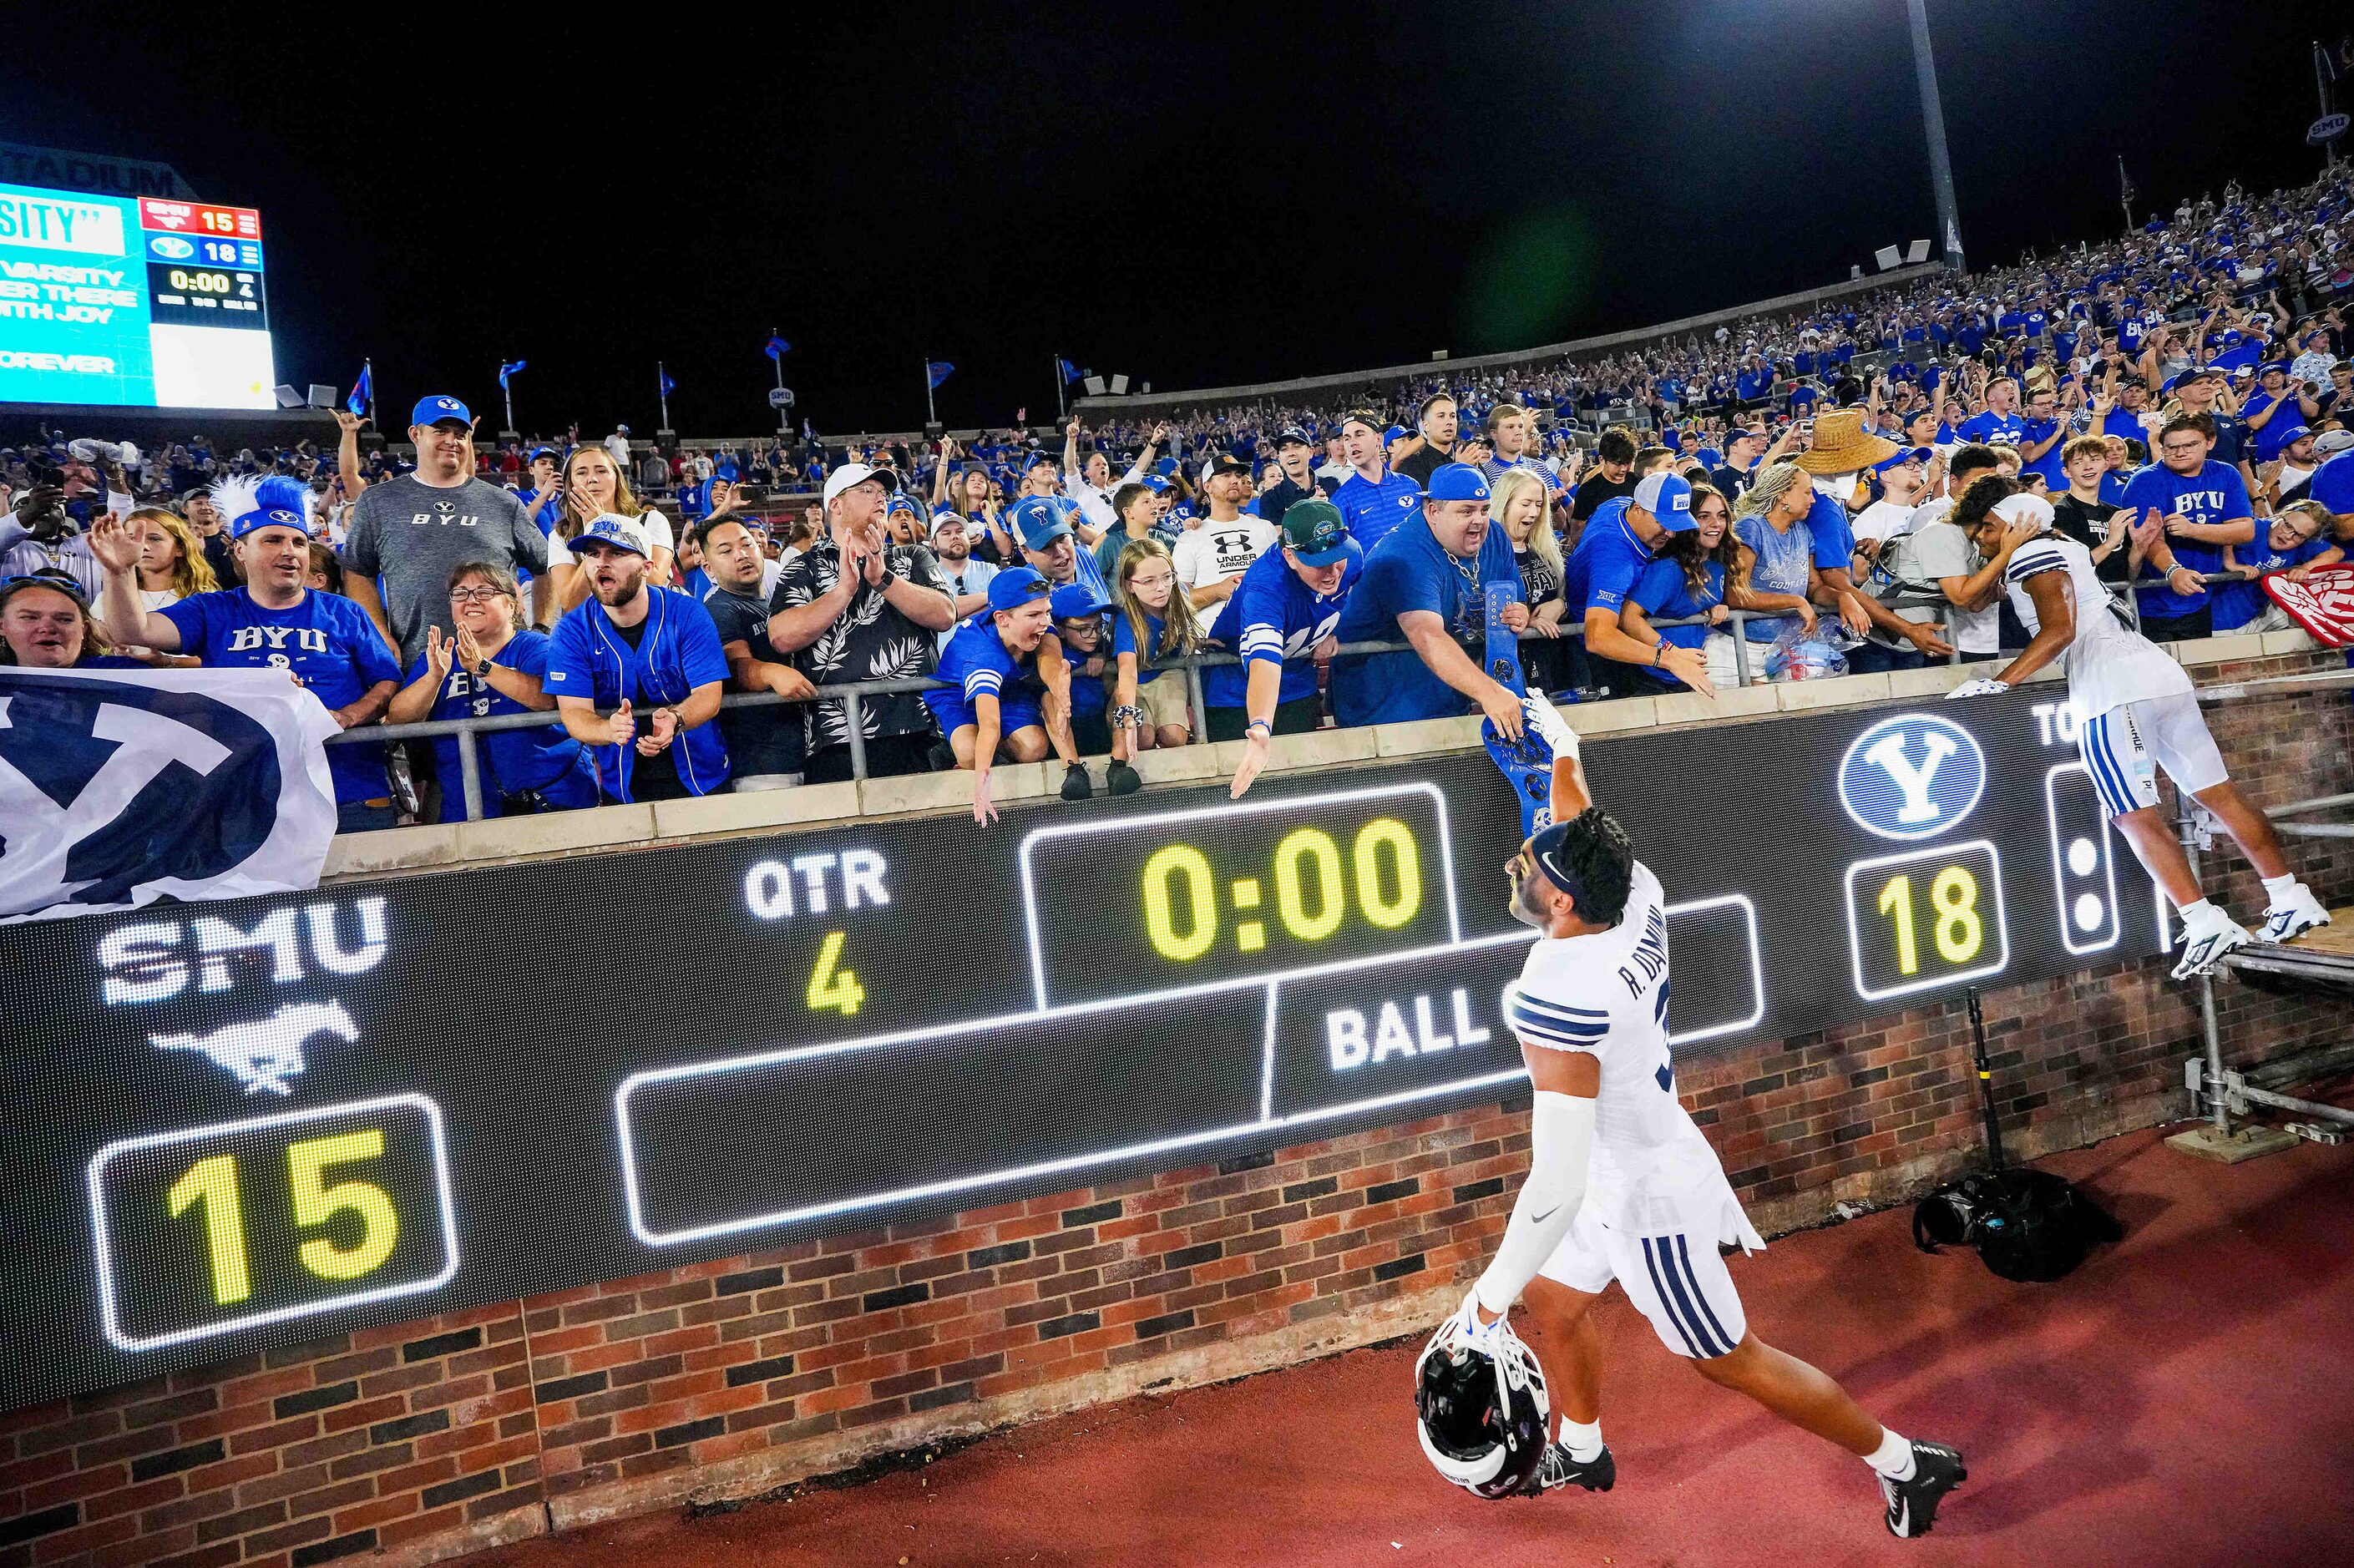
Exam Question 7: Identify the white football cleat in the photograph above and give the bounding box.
[2173,903,2255,979]
[2257,885,2331,947]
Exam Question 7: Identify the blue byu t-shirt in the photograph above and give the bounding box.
[162,587,402,804]
[401,629,590,820]
[1330,517,1521,726]
[2119,460,2253,620]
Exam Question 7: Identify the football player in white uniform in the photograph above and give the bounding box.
[1944,476,2328,976]
[1445,693,1966,1538]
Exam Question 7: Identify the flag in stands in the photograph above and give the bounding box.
[498,359,526,388]
[659,367,677,397]
[1059,357,1082,382]
[0,667,342,923]
[929,362,955,388]
[346,363,371,417]
[766,335,792,361]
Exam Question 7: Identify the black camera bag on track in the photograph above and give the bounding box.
[1911,991,2123,1283]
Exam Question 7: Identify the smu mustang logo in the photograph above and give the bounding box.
[1837,713,1987,841]
[0,674,281,916]
[151,999,358,1095]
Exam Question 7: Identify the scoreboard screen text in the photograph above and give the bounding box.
[0,182,275,408]
[0,689,2164,1407]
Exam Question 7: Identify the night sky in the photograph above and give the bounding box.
[24,0,2351,437]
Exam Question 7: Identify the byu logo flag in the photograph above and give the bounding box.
[928,361,955,388]
[498,359,526,388]
[0,667,343,923]
[347,362,372,417]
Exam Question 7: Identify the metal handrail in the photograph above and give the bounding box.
[323,568,2294,819]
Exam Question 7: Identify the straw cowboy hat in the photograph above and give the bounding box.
[1793,409,1901,475]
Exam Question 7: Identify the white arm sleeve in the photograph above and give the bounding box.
[1474,1089,1597,1315]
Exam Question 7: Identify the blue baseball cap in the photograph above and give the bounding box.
[410,394,471,429]
[1009,495,1073,550]
[571,513,651,558]
[1141,473,1172,494]
[1382,424,1408,446]
[526,444,559,463]
[231,502,311,539]
[1872,447,1931,473]
[987,566,1052,613]
[1050,583,1112,620]
[1631,471,1695,532]
[1423,463,1490,503]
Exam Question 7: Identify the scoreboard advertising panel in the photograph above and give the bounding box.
[0,182,275,408]
[0,689,2164,1407]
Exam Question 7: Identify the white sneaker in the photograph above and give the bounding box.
[2257,885,2331,947]
[2173,904,2255,979]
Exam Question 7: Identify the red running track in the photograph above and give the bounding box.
[480,1125,2354,1568]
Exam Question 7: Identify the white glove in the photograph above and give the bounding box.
[1521,693,1578,761]
[1946,678,2009,700]
[1443,1286,1500,1352]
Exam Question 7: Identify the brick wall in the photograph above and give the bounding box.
[8,655,2350,1568]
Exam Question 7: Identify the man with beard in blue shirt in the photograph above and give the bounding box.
[1331,464,1527,736]
[1562,471,1714,700]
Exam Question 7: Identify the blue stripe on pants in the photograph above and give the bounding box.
[1642,1237,1714,1357]
[1675,1234,1738,1353]
[2085,716,2135,816]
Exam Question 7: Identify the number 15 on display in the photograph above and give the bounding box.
[89,1095,458,1352]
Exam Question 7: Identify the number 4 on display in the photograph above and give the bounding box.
[807,931,865,1016]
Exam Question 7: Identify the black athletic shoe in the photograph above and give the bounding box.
[1880,1439,1966,1538]
[1520,1442,1614,1497]
[1106,760,1142,797]
[1060,764,1093,802]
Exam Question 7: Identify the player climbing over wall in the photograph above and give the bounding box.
[1944,478,2329,977]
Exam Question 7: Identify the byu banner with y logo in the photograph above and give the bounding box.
[0,666,341,923]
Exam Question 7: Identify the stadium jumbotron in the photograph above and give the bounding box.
[6,9,2354,1567]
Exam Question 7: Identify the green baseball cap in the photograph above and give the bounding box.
[1280,498,1354,568]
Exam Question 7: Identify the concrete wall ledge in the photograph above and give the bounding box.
[323,630,2332,886]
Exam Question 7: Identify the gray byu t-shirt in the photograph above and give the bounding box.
[343,476,548,665]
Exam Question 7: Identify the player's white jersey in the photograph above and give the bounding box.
[2002,533,2191,719]
[1504,862,1765,1249]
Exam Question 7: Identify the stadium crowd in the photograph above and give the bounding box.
[6,165,2354,831]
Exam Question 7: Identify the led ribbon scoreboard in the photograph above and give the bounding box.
[0,181,275,407]
[1,689,2163,1407]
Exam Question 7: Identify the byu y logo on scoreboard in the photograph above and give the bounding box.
[1836,712,1987,841]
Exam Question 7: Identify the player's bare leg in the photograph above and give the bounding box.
[1513,1277,1615,1495]
[1521,1277,1604,1424]
[1688,1331,1881,1454]
[2189,781,2292,880]
[2108,803,2202,906]
[1687,1331,1964,1535]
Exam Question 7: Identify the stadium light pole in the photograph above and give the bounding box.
[1905,0,1965,271]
